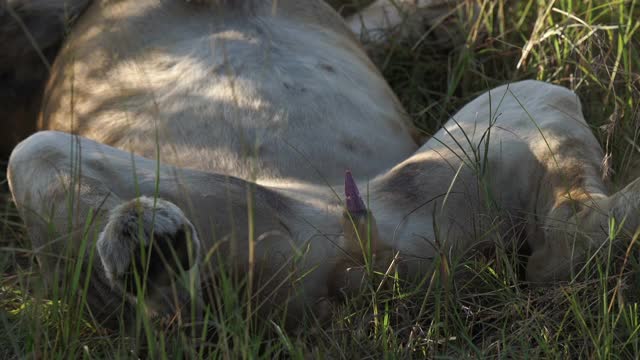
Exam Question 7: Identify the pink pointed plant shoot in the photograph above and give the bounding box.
[345,170,367,215]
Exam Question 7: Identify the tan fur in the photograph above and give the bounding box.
[347,0,475,43]
[7,0,638,326]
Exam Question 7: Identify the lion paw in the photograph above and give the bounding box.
[96,196,201,291]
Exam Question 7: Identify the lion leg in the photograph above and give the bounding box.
[8,131,203,327]
[345,0,474,44]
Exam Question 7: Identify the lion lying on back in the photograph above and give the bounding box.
[5,0,639,329]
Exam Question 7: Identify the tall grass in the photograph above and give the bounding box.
[1,0,640,358]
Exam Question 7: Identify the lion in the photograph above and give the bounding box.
[5,0,638,329]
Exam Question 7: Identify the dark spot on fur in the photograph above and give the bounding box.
[341,139,356,152]
[340,136,374,156]
[318,63,335,73]
[283,82,307,93]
